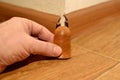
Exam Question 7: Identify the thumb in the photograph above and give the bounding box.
[28,37,62,57]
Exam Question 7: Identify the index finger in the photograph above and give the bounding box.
[22,17,54,42]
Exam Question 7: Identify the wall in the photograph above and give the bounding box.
[0,0,65,16]
[0,0,109,16]
[65,0,109,13]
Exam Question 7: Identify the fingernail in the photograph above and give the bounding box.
[53,46,62,56]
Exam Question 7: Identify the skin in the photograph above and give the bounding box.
[0,17,62,73]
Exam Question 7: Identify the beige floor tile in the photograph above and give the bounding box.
[0,42,117,80]
[95,63,120,80]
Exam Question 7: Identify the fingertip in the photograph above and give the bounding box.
[53,46,62,57]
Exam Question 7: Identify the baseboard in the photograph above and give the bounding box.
[65,1,120,38]
[0,2,60,32]
[0,1,120,38]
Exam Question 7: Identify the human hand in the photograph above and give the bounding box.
[0,17,62,73]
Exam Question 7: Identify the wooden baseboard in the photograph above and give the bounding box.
[65,1,120,38]
[0,1,120,38]
[0,2,60,32]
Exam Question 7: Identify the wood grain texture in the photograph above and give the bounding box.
[0,42,117,80]
[73,14,120,61]
[0,1,120,80]
[0,2,60,32]
[113,0,120,9]
[65,1,120,38]
[95,64,120,80]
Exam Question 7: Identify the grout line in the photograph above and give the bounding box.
[76,46,120,80]
[78,46,120,80]
[79,46,120,62]
[93,62,119,80]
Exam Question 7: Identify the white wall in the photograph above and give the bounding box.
[0,0,65,16]
[65,0,109,13]
[0,0,109,15]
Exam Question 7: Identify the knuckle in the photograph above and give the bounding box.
[10,17,27,23]
[10,17,21,20]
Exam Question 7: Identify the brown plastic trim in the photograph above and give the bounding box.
[0,2,60,32]
[114,0,120,9]
[65,1,120,38]
[1,1,120,38]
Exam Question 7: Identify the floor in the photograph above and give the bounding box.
[0,14,120,80]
